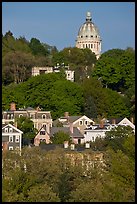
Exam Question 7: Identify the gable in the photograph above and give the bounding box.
[73,115,95,125]
[118,118,135,129]
[2,124,23,134]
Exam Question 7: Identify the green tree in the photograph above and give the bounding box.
[2,73,84,119]
[29,38,49,56]
[27,183,60,202]
[51,131,71,144]
[52,47,96,83]
[92,48,135,93]
[105,125,134,152]
[16,116,37,145]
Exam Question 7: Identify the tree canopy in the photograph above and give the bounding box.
[92,48,135,93]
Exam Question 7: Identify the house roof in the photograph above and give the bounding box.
[50,127,84,138]
[2,123,23,134]
[53,115,95,126]
[108,118,124,124]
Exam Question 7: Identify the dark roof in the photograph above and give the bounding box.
[53,116,82,126]
[107,118,124,124]
[68,116,82,123]
[50,127,84,138]
[26,107,35,110]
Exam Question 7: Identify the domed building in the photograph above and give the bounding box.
[75,12,101,59]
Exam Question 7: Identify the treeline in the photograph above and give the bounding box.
[2,31,135,120]
[2,126,135,202]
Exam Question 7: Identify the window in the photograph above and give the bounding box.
[9,128,13,133]
[79,120,83,126]
[85,121,88,125]
[83,44,85,48]
[91,44,93,48]
[91,35,93,37]
[42,114,46,119]
[43,124,46,128]
[30,114,35,119]
[5,128,8,133]
[19,114,23,118]
[40,131,45,135]
[92,137,94,141]
[81,36,83,38]
[9,135,13,143]
[86,44,88,48]
[15,135,19,143]
[9,146,13,150]
[86,35,88,38]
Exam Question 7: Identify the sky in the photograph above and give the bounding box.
[2,2,135,54]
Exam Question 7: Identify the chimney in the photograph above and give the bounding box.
[99,120,104,128]
[10,102,16,111]
[112,119,116,125]
[70,143,75,150]
[70,123,73,134]
[85,142,90,149]
[36,106,41,111]
[64,112,69,118]
[64,141,69,148]
[130,117,134,124]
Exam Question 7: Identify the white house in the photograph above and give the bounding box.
[117,117,135,133]
[84,117,135,142]
[2,123,23,152]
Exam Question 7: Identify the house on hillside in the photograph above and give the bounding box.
[2,123,23,151]
[34,125,84,146]
[32,66,75,82]
[84,117,135,142]
[53,112,95,135]
[2,102,53,133]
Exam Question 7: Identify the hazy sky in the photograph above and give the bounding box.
[2,2,135,53]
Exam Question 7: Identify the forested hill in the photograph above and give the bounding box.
[2,31,135,120]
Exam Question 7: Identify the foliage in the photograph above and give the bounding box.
[82,77,129,118]
[51,131,71,144]
[29,38,49,56]
[52,47,97,82]
[105,125,134,153]
[16,116,37,145]
[2,31,56,85]
[2,145,135,202]
[92,48,135,93]
[2,73,84,119]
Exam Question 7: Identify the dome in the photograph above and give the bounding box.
[78,12,100,39]
[75,12,102,59]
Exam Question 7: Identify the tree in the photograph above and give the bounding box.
[92,48,135,93]
[2,73,84,119]
[105,125,134,152]
[29,38,49,56]
[50,131,71,144]
[52,47,96,83]
[16,116,37,145]
[2,51,34,84]
[27,183,60,202]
